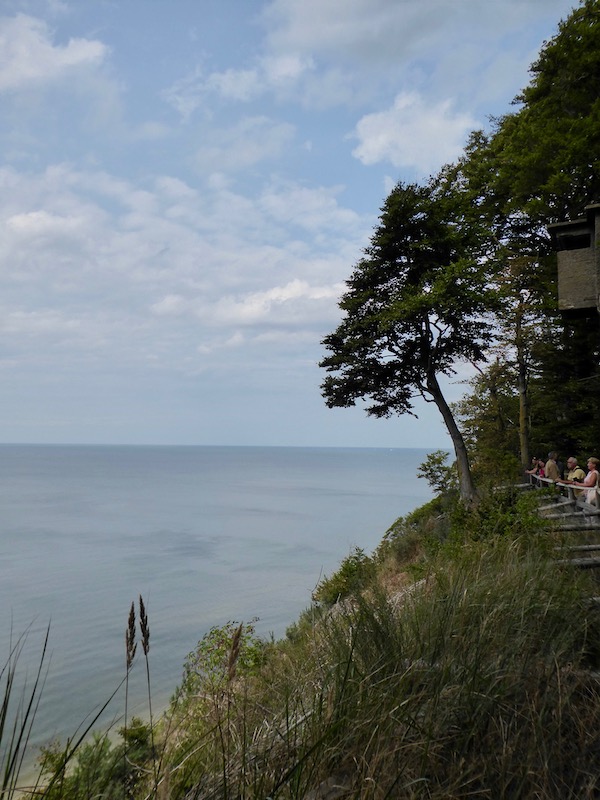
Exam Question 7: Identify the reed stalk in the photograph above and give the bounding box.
[0,623,50,799]
[124,601,137,795]
[138,596,157,796]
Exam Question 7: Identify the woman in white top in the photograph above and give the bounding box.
[571,457,600,505]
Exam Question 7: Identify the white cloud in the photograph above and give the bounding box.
[163,65,266,116]
[264,0,573,64]
[0,161,366,381]
[161,68,206,121]
[130,121,171,142]
[264,0,407,58]
[206,67,264,101]
[207,279,342,326]
[6,208,83,236]
[0,308,81,336]
[197,326,317,356]
[150,294,188,317]
[163,54,313,121]
[351,92,478,174]
[151,277,345,331]
[261,0,576,113]
[0,13,107,92]
[194,116,296,172]
[260,180,361,234]
[260,53,313,85]
[157,0,571,124]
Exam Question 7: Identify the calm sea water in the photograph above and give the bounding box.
[0,444,433,767]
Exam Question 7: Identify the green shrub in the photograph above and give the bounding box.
[39,718,154,800]
[285,604,324,644]
[373,496,451,570]
[176,619,266,703]
[312,546,374,606]
[417,450,459,495]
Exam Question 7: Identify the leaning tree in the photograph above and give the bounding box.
[320,175,500,506]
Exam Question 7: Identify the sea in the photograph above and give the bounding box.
[0,444,434,772]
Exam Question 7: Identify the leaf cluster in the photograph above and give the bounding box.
[321,177,501,418]
[176,620,266,704]
[312,546,375,607]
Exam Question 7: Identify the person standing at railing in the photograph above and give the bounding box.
[565,457,600,505]
[526,456,538,473]
[544,451,561,482]
[565,456,586,497]
[526,458,546,478]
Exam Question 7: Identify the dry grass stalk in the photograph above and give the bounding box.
[227,623,244,683]
[139,595,150,656]
[126,601,137,670]
[156,766,170,800]
[138,594,158,793]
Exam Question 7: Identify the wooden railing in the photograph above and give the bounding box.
[527,473,600,513]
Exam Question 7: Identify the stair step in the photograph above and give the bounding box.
[552,523,600,531]
[556,544,600,553]
[538,500,576,512]
[554,557,600,568]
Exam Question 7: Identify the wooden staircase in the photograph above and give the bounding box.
[530,476,600,567]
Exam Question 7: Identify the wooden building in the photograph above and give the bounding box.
[548,203,600,313]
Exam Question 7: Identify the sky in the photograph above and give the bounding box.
[0,0,579,448]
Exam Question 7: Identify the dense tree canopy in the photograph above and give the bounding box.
[320,176,499,505]
[322,0,600,490]
[456,0,600,468]
[471,0,600,224]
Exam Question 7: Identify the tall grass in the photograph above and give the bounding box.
[0,623,49,798]
[149,523,600,798]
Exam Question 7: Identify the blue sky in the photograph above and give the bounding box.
[0,0,577,447]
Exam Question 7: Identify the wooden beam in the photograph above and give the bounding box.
[554,557,600,568]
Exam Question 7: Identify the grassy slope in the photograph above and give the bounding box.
[14,487,600,798]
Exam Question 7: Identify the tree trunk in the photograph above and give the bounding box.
[517,357,529,470]
[426,370,479,507]
[515,299,530,470]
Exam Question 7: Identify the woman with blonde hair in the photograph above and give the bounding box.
[569,457,600,505]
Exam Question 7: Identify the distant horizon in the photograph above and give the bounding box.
[0,441,447,451]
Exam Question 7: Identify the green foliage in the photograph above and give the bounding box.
[235,504,600,798]
[416,449,458,495]
[448,484,545,544]
[320,178,498,419]
[527,312,600,457]
[454,361,521,468]
[440,1,600,470]
[457,313,600,467]
[320,176,501,504]
[39,718,154,800]
[284,604,324,644]
[177,620,265,703]
[459,0,600,234]
[312,546,374,606]
[498,0,600,220]
[40,736,117,800]
[0,626,50,798]
[373,497,451,578]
